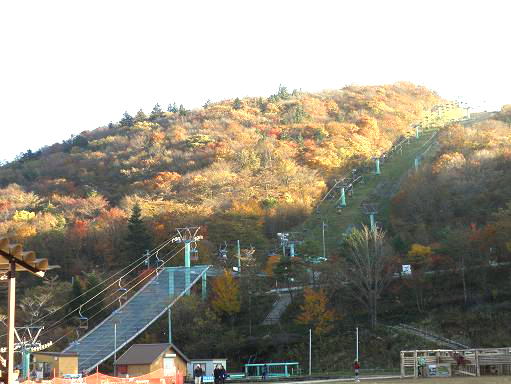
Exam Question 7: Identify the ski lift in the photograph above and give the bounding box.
[155,250,164,271]
[117,279,128,309]
[78,305,88,330]
[218,242,228,261]
[143,250,151,268]
[191,245,199,261]
[71,329,81,346]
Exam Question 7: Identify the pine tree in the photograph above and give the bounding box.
[67,277,84,315]
[178,104,187,116]
[233,97,242,110]
[123,203,152,263]
[134,109,147,122]
[82,272,105,321]
[167,103,178,113]
[120,111,134,127]
[150,103,163,119]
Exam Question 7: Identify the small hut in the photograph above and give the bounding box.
[115,343,189,377]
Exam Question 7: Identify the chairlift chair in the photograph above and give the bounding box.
[117,278,128,310]
[218,241,228,261]
[190,242,199,261]
[78,305,88,330]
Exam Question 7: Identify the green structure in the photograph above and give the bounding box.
[338,187,346,207]
[244,362,300,377]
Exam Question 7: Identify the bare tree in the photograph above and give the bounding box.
[343,226,395,328]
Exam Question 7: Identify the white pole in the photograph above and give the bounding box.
[322,222,326,260]
[356,327,359,361]
[309,329,312,376]
[114,322,117,375]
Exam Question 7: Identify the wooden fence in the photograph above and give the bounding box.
[401,348,511,378]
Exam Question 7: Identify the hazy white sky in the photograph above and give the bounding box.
[0,0,509,162]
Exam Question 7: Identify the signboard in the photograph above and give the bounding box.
[202,376,214,383]
[402,265,412,276]
[428,364,450,377]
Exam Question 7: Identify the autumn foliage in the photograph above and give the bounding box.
[211,270,241,317]
[296,287,336,336]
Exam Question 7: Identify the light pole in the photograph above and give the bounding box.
[356,327,359,362]
[309,329,312,376]
[321,222,327,260]
[113,315,120,376]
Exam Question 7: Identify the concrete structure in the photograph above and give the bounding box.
[115,343,188,377]
[32,352,78,378]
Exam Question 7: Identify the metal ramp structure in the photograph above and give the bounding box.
[64,265,210,373]
[262,293,292,325]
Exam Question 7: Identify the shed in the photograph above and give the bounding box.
[115,343,189,377]
[32,351,78,378]
[187,359,227,378]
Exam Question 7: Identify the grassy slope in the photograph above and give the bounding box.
[298,131,438,256]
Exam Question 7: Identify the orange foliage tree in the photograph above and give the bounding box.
[296,287,336,336]
[211,270,241,319]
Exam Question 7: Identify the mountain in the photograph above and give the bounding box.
[0,82,442,272]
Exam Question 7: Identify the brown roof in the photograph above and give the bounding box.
[115,343,189,365]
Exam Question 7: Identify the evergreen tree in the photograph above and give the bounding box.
[67,277,84,315]
[150,103,163,119]
[120,111,134,127]
[167,103,178,113]
[232,97,242,110]
[82,272,105,321]
[178,104,187,116]
[123,203,152,263]
[134,109,147,122]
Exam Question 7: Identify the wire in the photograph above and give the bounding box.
[41,243,185,344]
[29,236,177,327]
[37,242,182,337]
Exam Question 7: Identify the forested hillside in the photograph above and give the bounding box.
[389,106,511,347]
[0,82,441,273]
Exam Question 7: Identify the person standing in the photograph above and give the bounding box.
[219,364,226,384]
[194,364,203,384]
[418,356,426,377]
[353,361,360,383]
[262,365,268,380]
[213,364,221,384]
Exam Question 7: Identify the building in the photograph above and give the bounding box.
[114,343,189,377]
[32,351,78,378]
[187,359,227,378]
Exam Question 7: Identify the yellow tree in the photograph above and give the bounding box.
[296,287,336,336]
[211,270,241,319]
[407,243,433,312]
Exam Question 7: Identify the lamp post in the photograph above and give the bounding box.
[113,315,120,376]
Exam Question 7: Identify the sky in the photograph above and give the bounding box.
[0,0,509,162]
